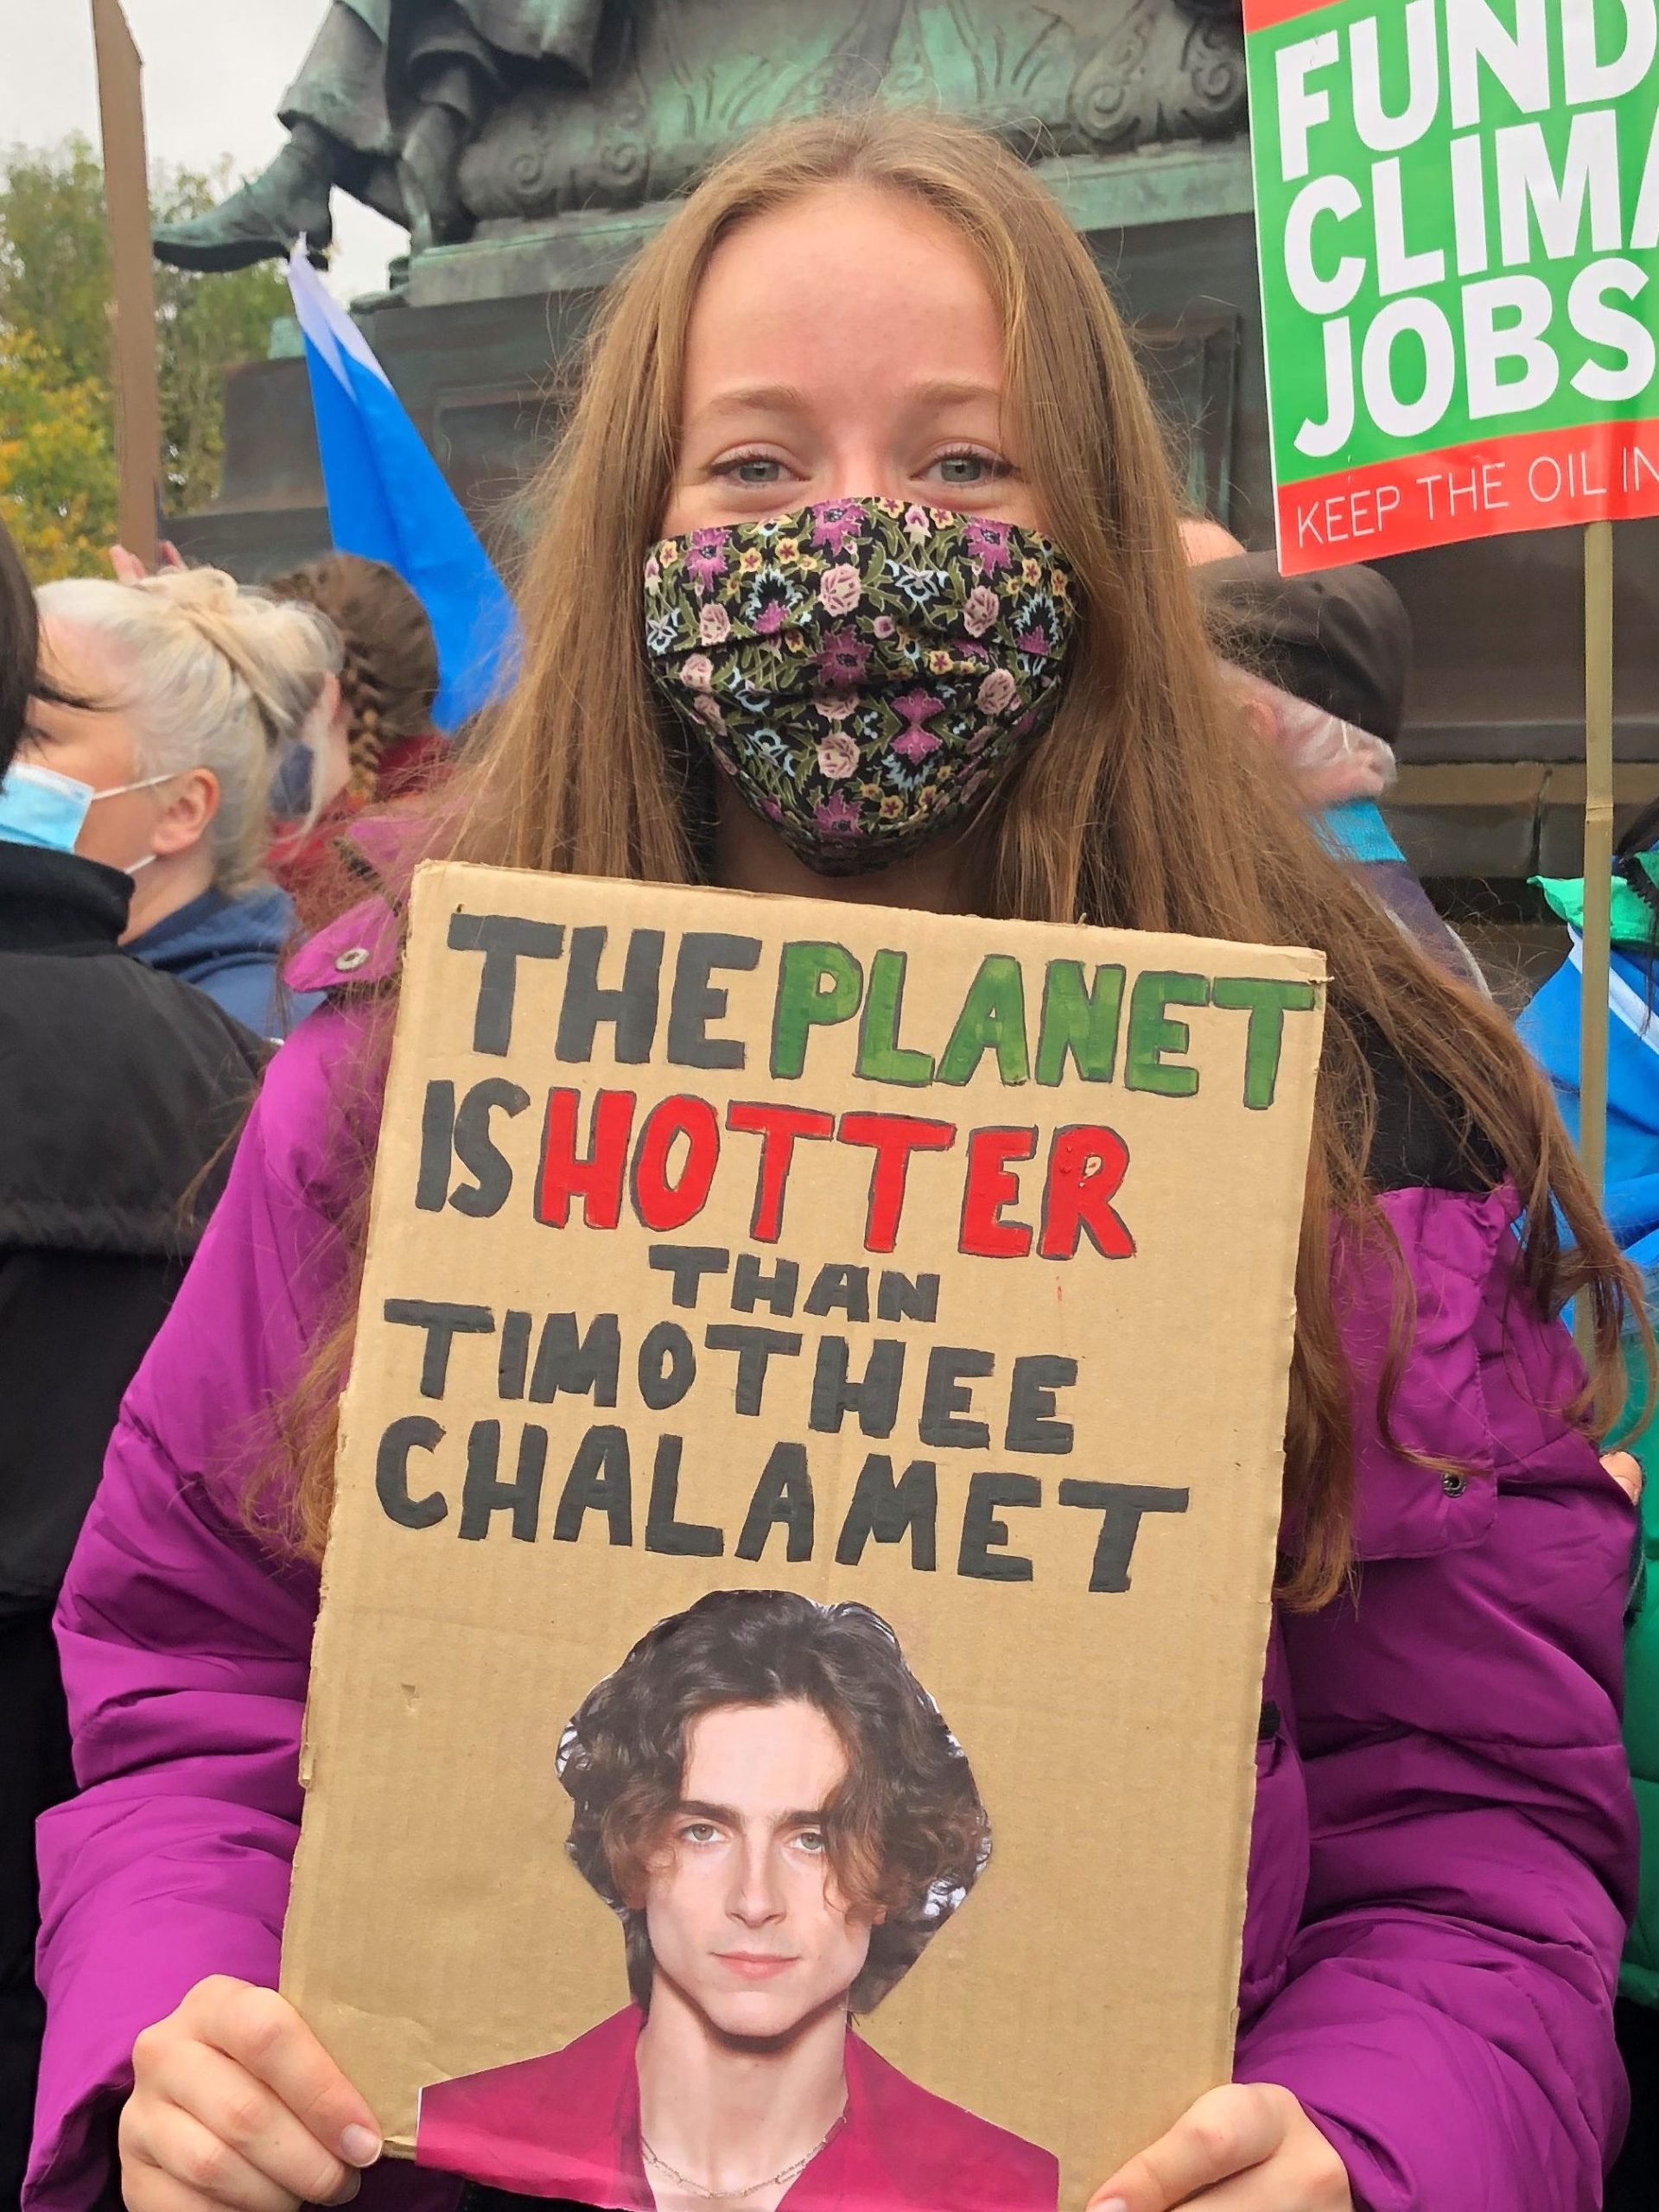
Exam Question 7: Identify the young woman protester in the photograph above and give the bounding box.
[31,569,341,1039]
[26,112,1640,2212]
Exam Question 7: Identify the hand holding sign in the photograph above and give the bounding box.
[122,1979,381,2212]
[1087,2083,1352,2211]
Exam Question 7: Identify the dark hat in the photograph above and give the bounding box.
[1194,552,1413,742]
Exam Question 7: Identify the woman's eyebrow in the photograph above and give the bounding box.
[904,377,1003,408]
[692,383,811,423]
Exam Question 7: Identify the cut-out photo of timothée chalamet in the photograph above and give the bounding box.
[416,1589,1058,2210]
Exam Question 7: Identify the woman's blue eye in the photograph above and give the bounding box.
[930,451,1009,486]
[725,456,782,485]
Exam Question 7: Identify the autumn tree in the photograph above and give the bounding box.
[0,137,288,576]
[0,329,118,576]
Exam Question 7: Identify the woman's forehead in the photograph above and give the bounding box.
[681,184,1007,413]
[38,613,102,680]
[35,618,135,721]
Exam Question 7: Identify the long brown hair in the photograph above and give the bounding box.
[276,109,1635,1605]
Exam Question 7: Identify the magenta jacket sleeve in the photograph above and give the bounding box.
[1235,1186,1639,2212]
[25,1014,359,2212]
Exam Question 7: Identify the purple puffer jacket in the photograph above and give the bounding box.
[26,957,1639,2212]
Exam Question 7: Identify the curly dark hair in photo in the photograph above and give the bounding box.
[558,1590,991,2016]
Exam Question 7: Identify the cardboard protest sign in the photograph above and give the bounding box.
[282,861,1325,2209]
[1244,0,1659,570]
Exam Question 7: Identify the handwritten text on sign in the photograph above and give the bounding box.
[371,902,1318,1595]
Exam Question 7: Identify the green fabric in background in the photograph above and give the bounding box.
[1535,859,1659,950]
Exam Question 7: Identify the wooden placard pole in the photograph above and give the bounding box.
[91,0,161,569]
[1575,518,1615,1361]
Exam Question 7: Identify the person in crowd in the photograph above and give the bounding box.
[262,554,449,922]
[1185,524,1486,988]
[417,1591,1053,2208]
[30,569,341,1039]
[1518,807,1659,2212]
[0,520,266,2209]
[27,110,1640,2212]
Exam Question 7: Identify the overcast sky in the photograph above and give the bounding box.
[0,2,406,302]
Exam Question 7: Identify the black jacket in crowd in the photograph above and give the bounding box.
[0,842,265,2206]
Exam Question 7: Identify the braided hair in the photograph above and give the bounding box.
[264,555,440,803]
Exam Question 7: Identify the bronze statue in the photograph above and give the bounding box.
[153,0,1245,271]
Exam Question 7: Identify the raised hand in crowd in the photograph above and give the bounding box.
[110,542,186,584]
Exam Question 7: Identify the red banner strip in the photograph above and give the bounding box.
[1274,419,1659,574]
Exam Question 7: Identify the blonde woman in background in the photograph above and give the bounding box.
[30,569,342,1039]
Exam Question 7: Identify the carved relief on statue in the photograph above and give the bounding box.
[152,0,1245,273]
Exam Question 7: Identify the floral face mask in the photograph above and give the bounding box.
[643,498,1078,875]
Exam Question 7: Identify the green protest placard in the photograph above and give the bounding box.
[1244,0,1659,570]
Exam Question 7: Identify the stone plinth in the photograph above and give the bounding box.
[170,146,1266,567]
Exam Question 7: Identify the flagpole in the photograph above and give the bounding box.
[90,0,162,569]
[1575,518,1614,1361]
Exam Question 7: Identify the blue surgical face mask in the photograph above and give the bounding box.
[0,758,177,865]
[0,760,97,852]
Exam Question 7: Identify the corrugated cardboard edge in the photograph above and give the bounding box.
[1205,969,1324,2075]
[281,867,448,2111]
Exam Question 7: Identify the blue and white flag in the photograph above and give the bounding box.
[286,245,520,729]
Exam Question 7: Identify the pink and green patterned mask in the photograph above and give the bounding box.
[643,498,1078,876]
